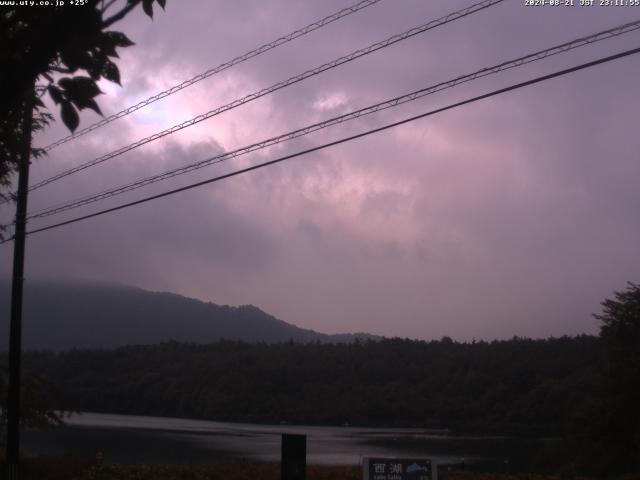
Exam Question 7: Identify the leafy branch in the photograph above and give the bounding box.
[0,0,168,202]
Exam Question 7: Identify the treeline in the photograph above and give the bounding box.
[5,282,640,474]
[15,336,602,435]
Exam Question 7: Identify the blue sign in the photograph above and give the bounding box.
[363,458,436,480]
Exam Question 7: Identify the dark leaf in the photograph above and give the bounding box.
[98,36,119,58]
[104,31,135,48]
[88,69,101,80]
[59,76,102,102]
[31,147,47,159]
[32,112,54,132]
[70,95,103,114]
[60,101,79,132]
[156,0,166,9]
[142,0,153,18]
[59,47,90,73]
[59,54,79,73]
[82,55,107,80]
[58,78,73,90]
[82,99,103,116]
[102,59,121,85]
[47,86,64,105]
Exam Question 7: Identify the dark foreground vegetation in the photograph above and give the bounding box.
[1,456,640,480]
[17,336,600,433]
[1,283,639,476]
[0,333,632,475]
[1,455,640,480]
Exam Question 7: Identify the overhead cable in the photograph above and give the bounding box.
[28,0,504,192]
[3,45,636,243]
[26,19,640,220]
[40,0,386,152]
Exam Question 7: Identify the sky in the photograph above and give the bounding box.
[1,0,639,341]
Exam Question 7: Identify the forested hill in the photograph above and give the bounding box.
[0,281,376,350]
[17,336,601,435]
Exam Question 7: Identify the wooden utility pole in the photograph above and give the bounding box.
[5,88,34,480]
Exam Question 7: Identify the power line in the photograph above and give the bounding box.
[25,19,640,220]
[5,45,637,243]
[39,0,385,152]
[28,0,504,192]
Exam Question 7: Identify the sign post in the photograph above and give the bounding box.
[281,434,306,480]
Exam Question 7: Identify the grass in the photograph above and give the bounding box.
[1,456,640,480]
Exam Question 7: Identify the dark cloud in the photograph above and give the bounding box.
[2,0,639,340]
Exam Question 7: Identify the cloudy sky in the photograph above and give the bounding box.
[2,0,639,340]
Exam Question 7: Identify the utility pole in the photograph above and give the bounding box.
[5,87,34,480]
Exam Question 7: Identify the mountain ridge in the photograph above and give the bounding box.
[0,280,378,350]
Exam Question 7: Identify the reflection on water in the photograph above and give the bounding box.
[22,412,529,467]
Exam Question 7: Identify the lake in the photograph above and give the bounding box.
[22,412,539,468]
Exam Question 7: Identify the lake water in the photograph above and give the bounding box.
[22,412,537,468]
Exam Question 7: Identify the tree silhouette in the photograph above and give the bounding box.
[596,281,640,348]
[0,0,166,203]
[593,282,640,472]
[0,1,168,466]
[0,364,67,447]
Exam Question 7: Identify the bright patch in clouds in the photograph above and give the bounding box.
[312,92,349,112]
[4,0,639,341]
